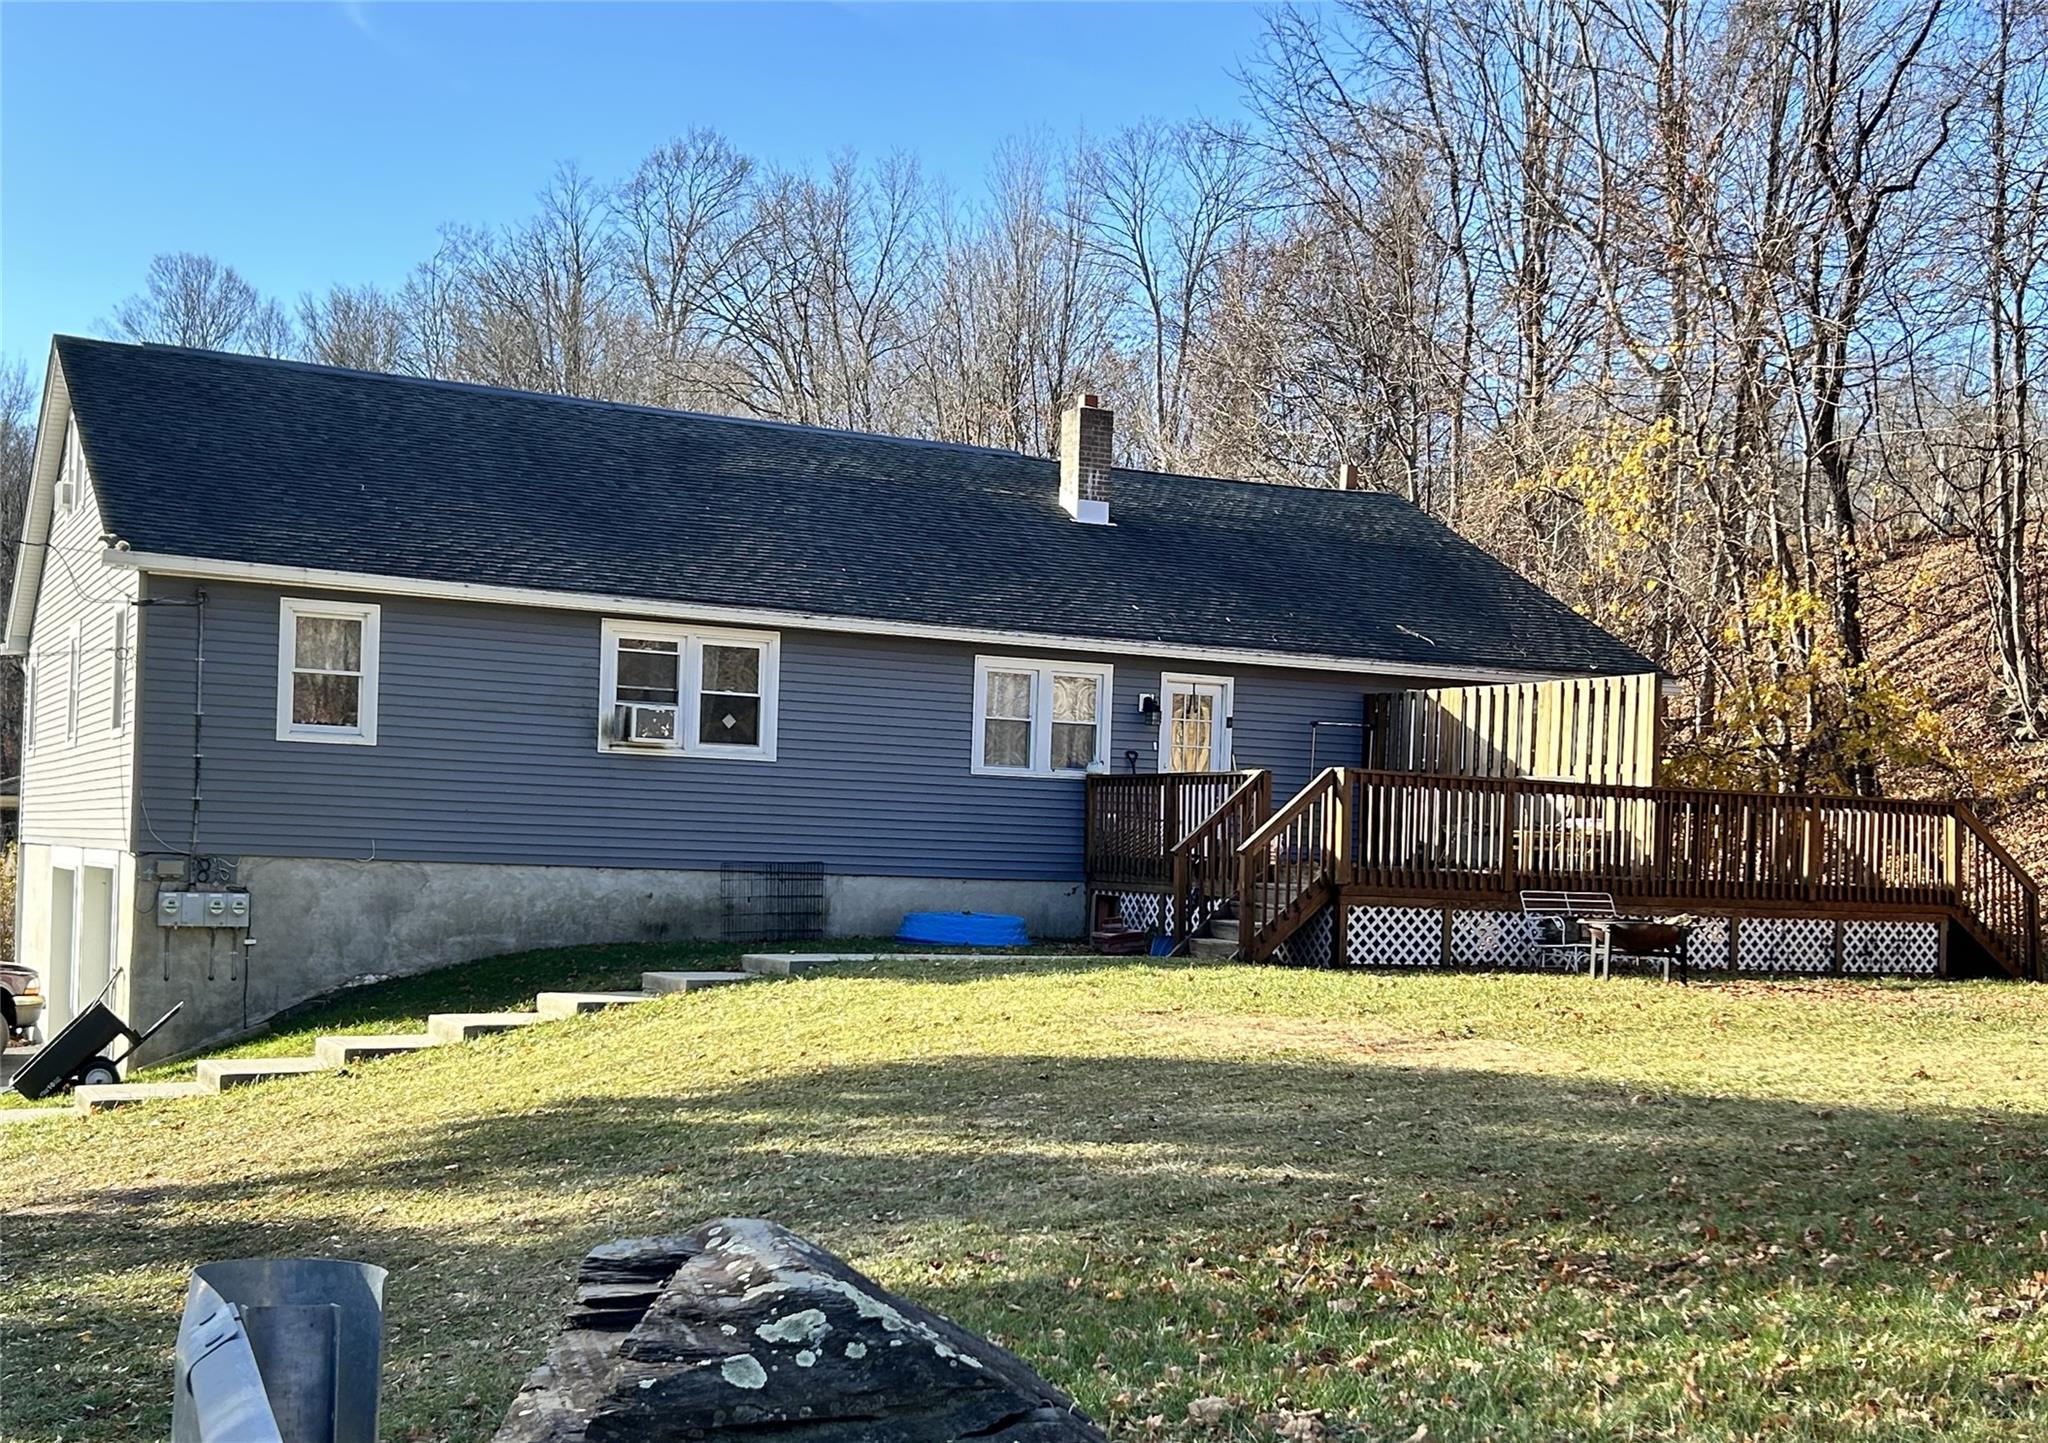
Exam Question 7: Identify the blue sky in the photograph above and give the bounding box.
[0,1,1267,375]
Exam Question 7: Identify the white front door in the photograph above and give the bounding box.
[1161,676,1232,772]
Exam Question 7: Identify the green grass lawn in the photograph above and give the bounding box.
[4,952,2046,1442]
[126,935,1048,1071]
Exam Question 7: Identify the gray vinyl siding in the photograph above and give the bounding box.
[19,431,137,848]
[134,581,1382,881]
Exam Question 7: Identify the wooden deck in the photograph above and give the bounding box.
[1085,769,2042,979]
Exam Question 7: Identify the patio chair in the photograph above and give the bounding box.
[1518,890,1617,973]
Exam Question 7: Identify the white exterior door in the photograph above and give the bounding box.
[76,865,114,1014]
[1161,676,1232,772]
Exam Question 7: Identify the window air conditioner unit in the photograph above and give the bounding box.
[614,704,678,746]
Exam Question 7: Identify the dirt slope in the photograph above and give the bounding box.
[1866,536,2048,878]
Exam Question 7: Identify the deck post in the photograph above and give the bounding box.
[1500,775,1519,899]
[1804,804,1824,901]
[1170,849,1191,945]
[1330,769,1353,887]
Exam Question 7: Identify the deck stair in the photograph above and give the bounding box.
[1189,915,1240,961]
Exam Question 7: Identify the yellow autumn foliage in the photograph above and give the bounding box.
[1664,571,1986,795]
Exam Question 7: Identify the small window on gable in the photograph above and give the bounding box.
[600,620,777,760]
[276,597,380,745]
[972,657,1112,777]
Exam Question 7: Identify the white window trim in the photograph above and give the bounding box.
[57,419,80,514]
[597,619,779,761]
[1159,672,1235,771]
[110,607,128,734]
[64,620,80,743]
[276,597,380,745]
[972,655,1114,778]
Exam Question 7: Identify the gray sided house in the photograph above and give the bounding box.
[8,338,1654,1058]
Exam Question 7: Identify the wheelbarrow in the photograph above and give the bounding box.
[11,1000,183,1099]
[1583,917,1694,983]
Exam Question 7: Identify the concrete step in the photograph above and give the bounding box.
[313,1033,442,1068]
[536,991,657,1021]
[0,1106,68,1125]
[427,1011,543,1044]
[1206,917,1241,942]
[739,954,836,976]
[197,1056,337,1092]
[1189,937,1240,961]
[639,971,758,995]
[74,1080,210,1112]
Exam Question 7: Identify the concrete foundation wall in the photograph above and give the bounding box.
[117,854,1085,1062]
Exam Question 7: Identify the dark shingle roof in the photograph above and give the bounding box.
[53,336,1652,676]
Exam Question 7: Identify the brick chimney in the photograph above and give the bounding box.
[1059,394,1113,524]
[1339,461,1364,492]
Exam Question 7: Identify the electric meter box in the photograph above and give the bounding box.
[156,890,253,929]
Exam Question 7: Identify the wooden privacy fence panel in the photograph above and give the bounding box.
[1364,673,1660,786]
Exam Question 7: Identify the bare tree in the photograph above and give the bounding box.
[299,284,406,372]
[614,130,758,410]
[106,252,268,350]
[1082,121,1259,468]
[708,153,935,430]
[0,364,35,781]
[920,136,1116,453]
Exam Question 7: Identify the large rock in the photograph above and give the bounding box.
[495,1219,1106,1443]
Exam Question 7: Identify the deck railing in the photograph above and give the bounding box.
[1954,807,2043,977]
[1346,770,1960,903]
[1090,766,2043,976]
[1236,767,1346,960]
[1336,769,2038,975]
[1170,769,1272,943]
[1084,771,1262,891]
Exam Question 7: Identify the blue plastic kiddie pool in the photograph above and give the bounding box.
[895,912,1031,947]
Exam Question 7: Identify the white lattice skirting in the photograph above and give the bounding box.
[1341,906,1941,977]
[1096,892,1942,977]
